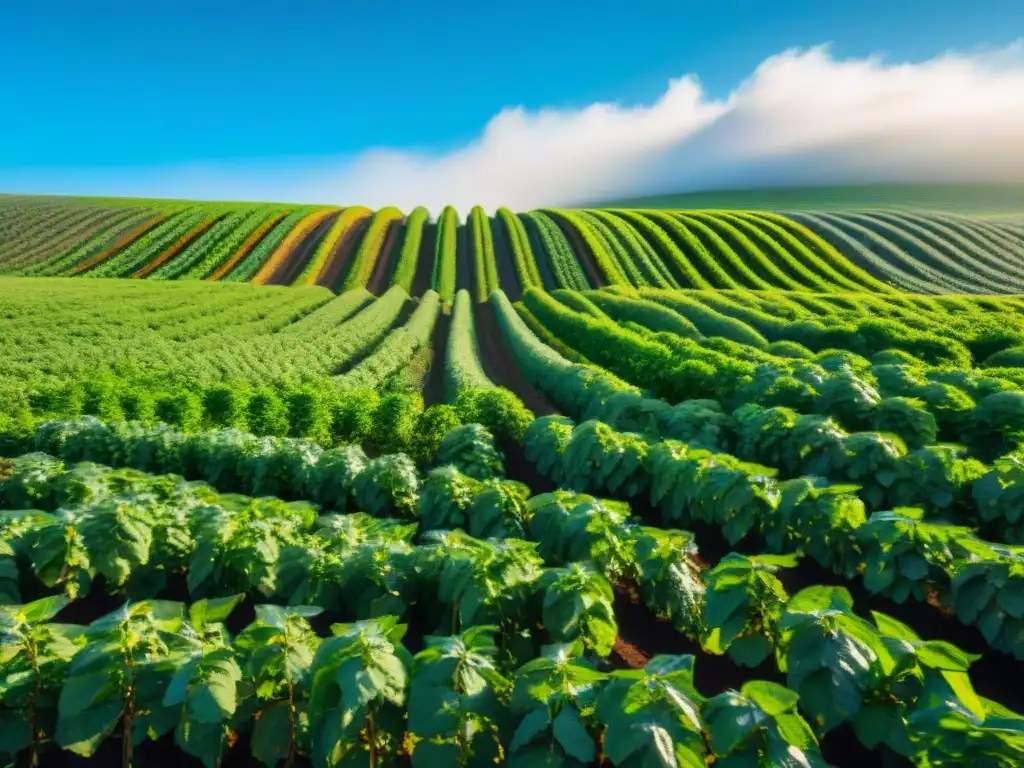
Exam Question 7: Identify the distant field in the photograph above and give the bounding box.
[3,190,1024,296]
[597,183,1024,216]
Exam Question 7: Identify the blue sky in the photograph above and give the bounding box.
[1,1,1023,207]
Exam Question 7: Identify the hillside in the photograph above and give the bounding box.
[2,190,1024,767]
[3,193,1024,296]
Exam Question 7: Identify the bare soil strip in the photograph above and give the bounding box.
[367,219,406,295]
[411,222,437,297]
[267,212,340,285]
[317,214,372,291]
[456,222,474,294]
[489,214,522,301]
[420,311,451,406]
[471,301,557,417]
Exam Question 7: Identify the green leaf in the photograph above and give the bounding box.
[742,681,800,716]
[0,713,30,758]
[854,703,898,749]
[56,695,122,756]
[728,634,772,668]
[509,707,550,754]
[9,594,70,624]
[250,701,294,767]
[254,603,323,629]
[189,594,243,631]
[553,706,596,764]
[189,653,242,723]
[915,641,980,672]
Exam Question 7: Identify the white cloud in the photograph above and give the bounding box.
[5,41,1024,213]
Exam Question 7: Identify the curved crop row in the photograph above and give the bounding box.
[296,206,372,286]
[842,212,1010,294]
[786,211,948,294]
[607,210,707,288]
[672,212,774,289]
[520,211,588,290]
[20,209,156,277]
[335,290,441,390]
[584,209,677,288]
[432,206,459,306]
[871,211,1024,287]
[469,206,498,301]
[391,207,429,292]
[219,209,311,282]
[82,209,212,278]
[146,209,260,279]
[0,207,135,272]
[686,212,806,290]
[198,210,288,280]
[251,209,337,284]
[64,213,172,276]
[445,289,493,401]
[131,212,228,278]
[544,208,630,286]
[342,206,404,291]
[753,212,898,293]
[496,207,543,289]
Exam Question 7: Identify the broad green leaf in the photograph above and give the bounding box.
[509,707,550,754]
[553,706,596,764]
[250,701,294,767]
[56,695,122,756]
[189,594,243,631]
[742,681,800,716]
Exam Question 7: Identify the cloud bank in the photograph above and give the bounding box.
[7,42,1024,212]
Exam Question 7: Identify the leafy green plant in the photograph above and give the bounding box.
[702,681,828,767]
[527,492,636,578]
[857,508,973,604]
[631,526,705,637]
[435,423,504,481]
[408,626,510,766]
[54,599,195,764]
[595,655,707,767]
[307,616,412,767]
[465,479,530,540]
[233,604,324,767]
[702,553,794,668]
[539,563,617,656]
[353,454,421,519]
[0,596,83,765]
[507,645,606,767]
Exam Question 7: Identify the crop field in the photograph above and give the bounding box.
[2,190,1024,768]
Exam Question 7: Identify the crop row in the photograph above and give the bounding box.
[2,448,1021,766]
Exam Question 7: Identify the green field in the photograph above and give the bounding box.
[2,188,1024,768]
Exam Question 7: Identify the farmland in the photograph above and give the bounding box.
[2,190,1024,768]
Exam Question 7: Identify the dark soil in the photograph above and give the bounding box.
[471,301,557,416]
[316,213,372,292]
[490,213,522,300]
[267,211,340,285]
[411,222,436,298]
[549,212,605,288]
[420,311,451,406]
[456,222,474,294]
[367,219,405,295]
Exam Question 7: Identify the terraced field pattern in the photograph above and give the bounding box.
[2,191,1024,768]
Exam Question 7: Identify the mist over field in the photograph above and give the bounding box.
[6,41,1024,212]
